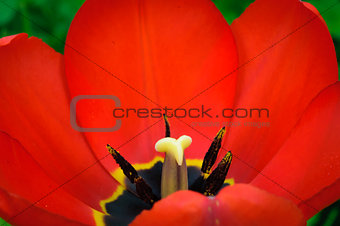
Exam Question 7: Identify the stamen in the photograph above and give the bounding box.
[163,114,171,137]
[201,127,226,174]
[135,177,158,205]
[107,144,158,205]
[155,135,192,198]
[203,151,232,196]
[107,144,138,183]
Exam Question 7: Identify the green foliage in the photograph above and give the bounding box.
[0,217,10,226]
[308,201,340,226]
[0,0,19,26]
[0,0,84,53]
[212,0,254,24]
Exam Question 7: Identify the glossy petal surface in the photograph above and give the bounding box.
[0,187,87,226]
[0,132,100,225]
[64,0,238,170]
[227,0,338,182]
[0,34,118,211]
[132,184,305,226]
[252,82,340,219]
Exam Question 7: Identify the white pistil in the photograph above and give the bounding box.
[155,135,192,166]
[155,135,192,198]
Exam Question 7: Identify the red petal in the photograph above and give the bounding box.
[0,34,118,210]
[64,0,238,167]
[227,0,338,182]
[251,82,340,219]
[298,179,340,219]
[0,132,99,225]
[0,34,20,46]
[132,184,305,226]
[131,190,209,226]
[0,187,87,226]
[301,2,326,26]
[215,184,305,226]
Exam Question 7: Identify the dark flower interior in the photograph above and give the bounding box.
[104,160,231,225]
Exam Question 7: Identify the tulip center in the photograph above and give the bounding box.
[102,115,233,225]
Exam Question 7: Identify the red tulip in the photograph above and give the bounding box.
[0,0,339,225]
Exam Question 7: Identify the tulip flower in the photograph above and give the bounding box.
[0,0,339,225]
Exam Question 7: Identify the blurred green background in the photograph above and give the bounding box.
[0,0,339,225]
